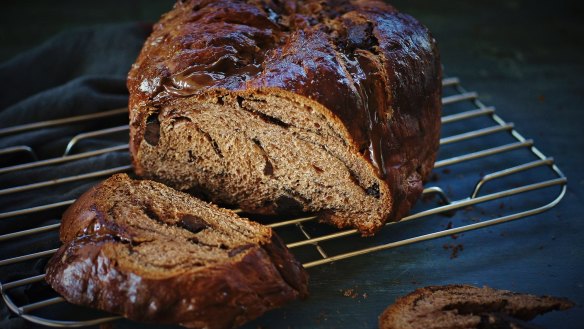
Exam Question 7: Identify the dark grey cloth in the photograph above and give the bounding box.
[0,23,150,112]
[0,22,150,209]
[0,22,151,328]
[0,22,151,146]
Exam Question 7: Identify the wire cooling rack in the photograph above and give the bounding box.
[0,76,567,327]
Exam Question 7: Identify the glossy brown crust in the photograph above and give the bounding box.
[45,177,308,329]
[128,0,441,221]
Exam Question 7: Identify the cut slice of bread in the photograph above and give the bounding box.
[379,285,574,329]
[45,173,308,329]
[133,91,395,236]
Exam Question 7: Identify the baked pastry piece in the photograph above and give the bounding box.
[45,174,308,329]
[127,0,442,236]
[379,285,574,329]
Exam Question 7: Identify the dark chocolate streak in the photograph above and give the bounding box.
[143,204,164,224]
[179,214,209,233]
[365,183,380,198]
[293,132,374,196]
[228,243,254,257]
[144,112,161,146]
[252,138,275,176]
[242,107,290,129]
[193,123,223,158]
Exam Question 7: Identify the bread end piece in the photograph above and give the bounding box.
[379,285,574,329]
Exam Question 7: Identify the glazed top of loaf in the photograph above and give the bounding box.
[127,0,441,179]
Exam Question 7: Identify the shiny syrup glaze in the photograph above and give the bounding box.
[127,0,442,220]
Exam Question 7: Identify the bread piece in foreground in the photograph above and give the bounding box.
[45,174,308,329]
[127,0,442,236]
[379,285,574,329]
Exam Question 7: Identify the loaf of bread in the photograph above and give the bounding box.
[45,174,308,329]
[379,285,574,329]
[127,0,442,236]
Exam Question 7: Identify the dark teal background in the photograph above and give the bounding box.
[1,1,583,328]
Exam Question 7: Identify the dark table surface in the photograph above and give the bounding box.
[1,1,583,328]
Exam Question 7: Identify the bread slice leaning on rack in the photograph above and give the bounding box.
[127,0,442,236]
[45,173,308,329]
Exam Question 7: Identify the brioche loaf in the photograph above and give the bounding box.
[45,174,308,329]
[127,0,442,236]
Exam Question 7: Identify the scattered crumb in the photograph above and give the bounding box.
[340,287,367,300]
[538,94,545,102]
[342,288,359,299]
[443,243,464,259]
[314,310,329,324]
[499,202,505,209]
[343,288,355,297]
[442,169,451,174]
[445,222,460,239]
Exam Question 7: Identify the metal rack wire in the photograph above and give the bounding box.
[0,76,567,327]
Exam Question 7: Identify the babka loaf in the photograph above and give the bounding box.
[127,0,442,236]
[379,285,574,329]
[45,174,308,329]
